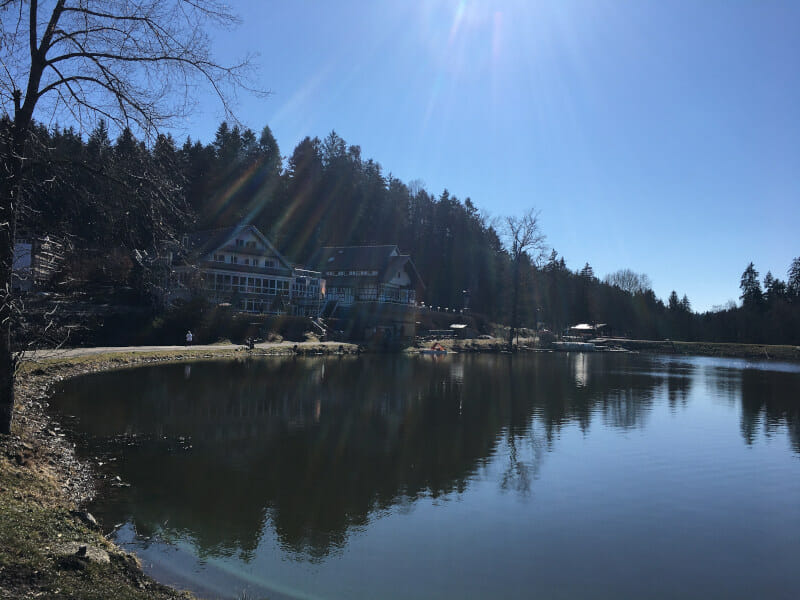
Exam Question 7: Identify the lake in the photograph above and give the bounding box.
[50,353,800,599]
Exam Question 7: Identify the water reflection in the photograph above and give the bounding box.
[740,368,800,453]
[50,353,800,567]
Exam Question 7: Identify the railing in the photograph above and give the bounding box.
[325,289,416,305]
[199,285,286,296]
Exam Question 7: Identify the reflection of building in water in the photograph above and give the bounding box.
[449,361,464,384]
[572,353,589,388]
[665,360,694,409]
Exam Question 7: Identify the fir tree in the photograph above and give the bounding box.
[739,262,763,309]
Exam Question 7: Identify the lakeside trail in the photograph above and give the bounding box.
[22,340,358,361]
[2,337,799,599]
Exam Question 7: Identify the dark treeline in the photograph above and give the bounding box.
[16,119,800,345]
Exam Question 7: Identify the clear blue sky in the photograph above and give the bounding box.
[176,0,800,313]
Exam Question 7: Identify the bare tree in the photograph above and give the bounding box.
[0,0,258,434]
[503,209,546,351]
[603,268,652,295]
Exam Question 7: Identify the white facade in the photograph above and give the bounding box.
[169,226,323,316]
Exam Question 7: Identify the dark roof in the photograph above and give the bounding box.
[308,245,401,272]
[185,226,243,258]
[183,225,289,266]
[308,245,425,290]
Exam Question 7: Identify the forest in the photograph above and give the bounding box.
[15,119,800,346]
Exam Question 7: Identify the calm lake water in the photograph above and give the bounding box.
[51,353,800,599]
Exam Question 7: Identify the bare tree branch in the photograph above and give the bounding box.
[503,208,548,350]
[0,0,261,433]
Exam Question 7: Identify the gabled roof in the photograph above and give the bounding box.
[184,225,292,271]
[308,245,425,289]
[308,245,400,272]
[383,254,425,289]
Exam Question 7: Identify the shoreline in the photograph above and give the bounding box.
[594,338,800,361]
[1,341,358,600]
[2,338,799,598]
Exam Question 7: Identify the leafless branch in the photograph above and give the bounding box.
[1,0,262,138]
[504,208,547,266]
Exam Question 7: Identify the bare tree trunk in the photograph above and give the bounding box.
[508,258,520,351]
[0,103,28,435]
[0,192,17,435]
[0,320,14,434]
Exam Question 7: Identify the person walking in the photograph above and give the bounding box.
[185,330,193,346]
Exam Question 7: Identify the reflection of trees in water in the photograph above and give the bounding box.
[500,428,547,497]
[540,354,659,435]
[700,363,800,454]
[739,369,800,454]
[705,367,741,406]
[54,354,695,559]
[665,360,694,410]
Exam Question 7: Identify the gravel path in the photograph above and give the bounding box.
[22,340,355,361]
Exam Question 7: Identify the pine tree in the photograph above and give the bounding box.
[788,257,800,299]
[258,125,283,178]
[579,263,595,280]
[762,271,788,305]
[668,291,680,311]
[739,262,763,309]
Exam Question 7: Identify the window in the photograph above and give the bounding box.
[215,254,225,262]
[360,284,378,300]
[246,241,256,249]
[243,258,250,265]
[264,259,275,268]
[236,239,244,247]
[231,255,238,264]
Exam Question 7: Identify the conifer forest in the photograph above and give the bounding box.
[12,119,800,346]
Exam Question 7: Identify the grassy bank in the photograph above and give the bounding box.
[2,342,357,600]
[604,339,800,361]
[0,457,194,599]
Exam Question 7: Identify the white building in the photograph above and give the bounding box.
[168,225,323,316]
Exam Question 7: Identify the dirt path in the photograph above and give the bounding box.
[22,340,357,361]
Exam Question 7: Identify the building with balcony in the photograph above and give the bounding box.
[309,245,423,308]
[308,245,424,341]
[167,225,322,316]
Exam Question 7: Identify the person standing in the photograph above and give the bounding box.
[185,330,193,346]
